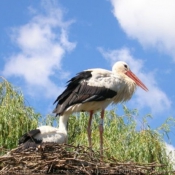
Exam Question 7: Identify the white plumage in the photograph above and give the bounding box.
[33,125,67,144]
[18,115,69,149]
[53,61,148,157]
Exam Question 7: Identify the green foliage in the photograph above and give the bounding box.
[68,106,174,171]
[39,114,58,127]
[0,77,40,151]
[0,77,174,172]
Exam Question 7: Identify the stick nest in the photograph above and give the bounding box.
[0,143,173,175]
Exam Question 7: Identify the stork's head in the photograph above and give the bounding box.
[112,61,148,91]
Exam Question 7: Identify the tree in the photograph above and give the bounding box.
[0,77,174,172]
[68,107,174,171]
[0,77,40,151]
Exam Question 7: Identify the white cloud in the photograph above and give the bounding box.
[98,47,171,113]
[110,0,175,60]
[3,1,76,98]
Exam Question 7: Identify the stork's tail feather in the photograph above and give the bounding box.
[18,129,41,145]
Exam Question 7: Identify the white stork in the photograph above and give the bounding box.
[18,115,69,149]
[53,61,148,156]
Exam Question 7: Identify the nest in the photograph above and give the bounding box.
[0,143,173,175]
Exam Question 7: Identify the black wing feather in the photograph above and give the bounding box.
[53,71,92,105]
[18,129,41,145]
[53,70,117,115]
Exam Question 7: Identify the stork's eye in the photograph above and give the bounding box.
[124,64,128,69]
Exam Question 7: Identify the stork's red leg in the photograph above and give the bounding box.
[87,111,93,150]
[99,109,104,158]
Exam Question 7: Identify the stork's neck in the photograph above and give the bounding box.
[58,115,69,134]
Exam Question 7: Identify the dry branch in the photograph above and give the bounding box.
[0,143,174,175]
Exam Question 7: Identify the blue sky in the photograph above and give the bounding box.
[0,0,175,149]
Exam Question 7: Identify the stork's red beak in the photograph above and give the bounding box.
[126,70,148,91]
